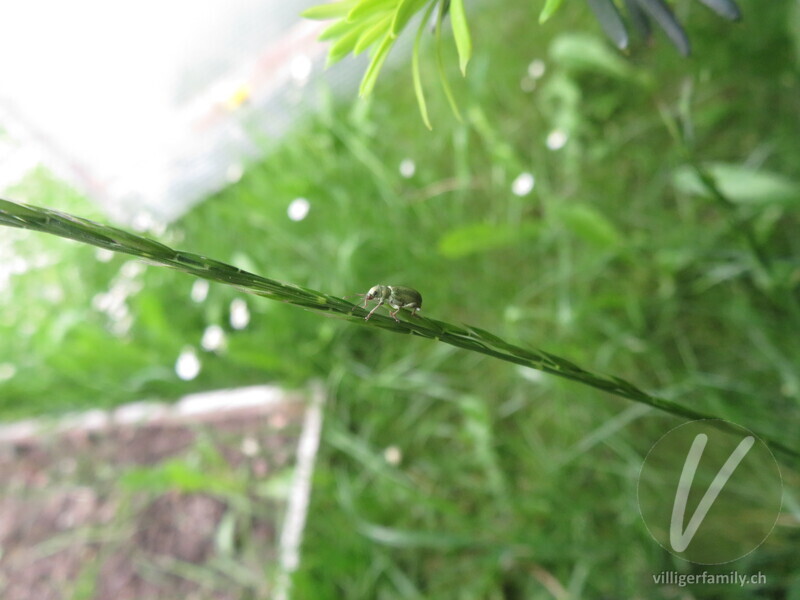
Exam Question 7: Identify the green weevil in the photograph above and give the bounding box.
[358,285,422,322]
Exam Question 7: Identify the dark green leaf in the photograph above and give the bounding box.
[586,0,629,49]
[633,0,690,55]
[624,0,652,39]
[696,0,741,21]
[673,163,800,206]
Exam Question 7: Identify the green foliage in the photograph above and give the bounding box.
[539,0,567,23]
[586,0,629,49]
[673,162,800,206]
[437,221,541,258]
[304,0,472,126]
[120,457,244,495]
[449,0,472,75]
[10,198,790,457]
[4,0,800,595]
[553,203,622,248]
[305,0,745,129]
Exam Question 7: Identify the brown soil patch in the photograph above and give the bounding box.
[0,393,307,600]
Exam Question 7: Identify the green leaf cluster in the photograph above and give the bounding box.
[303,0,474,129]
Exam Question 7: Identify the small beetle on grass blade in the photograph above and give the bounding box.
[357,285,422,322]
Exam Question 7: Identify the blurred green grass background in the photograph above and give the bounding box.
[2,0,800,596]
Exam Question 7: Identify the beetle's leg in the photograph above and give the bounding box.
[388,308,401,322]
[365,300,383,320]
[399,303,420,318]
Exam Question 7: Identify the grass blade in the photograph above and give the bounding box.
[2,198,798,462]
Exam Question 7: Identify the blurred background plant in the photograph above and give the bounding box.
[2,0,800,597]
[303,0,744,126]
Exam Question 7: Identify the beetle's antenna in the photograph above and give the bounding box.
[344,293,369,315]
